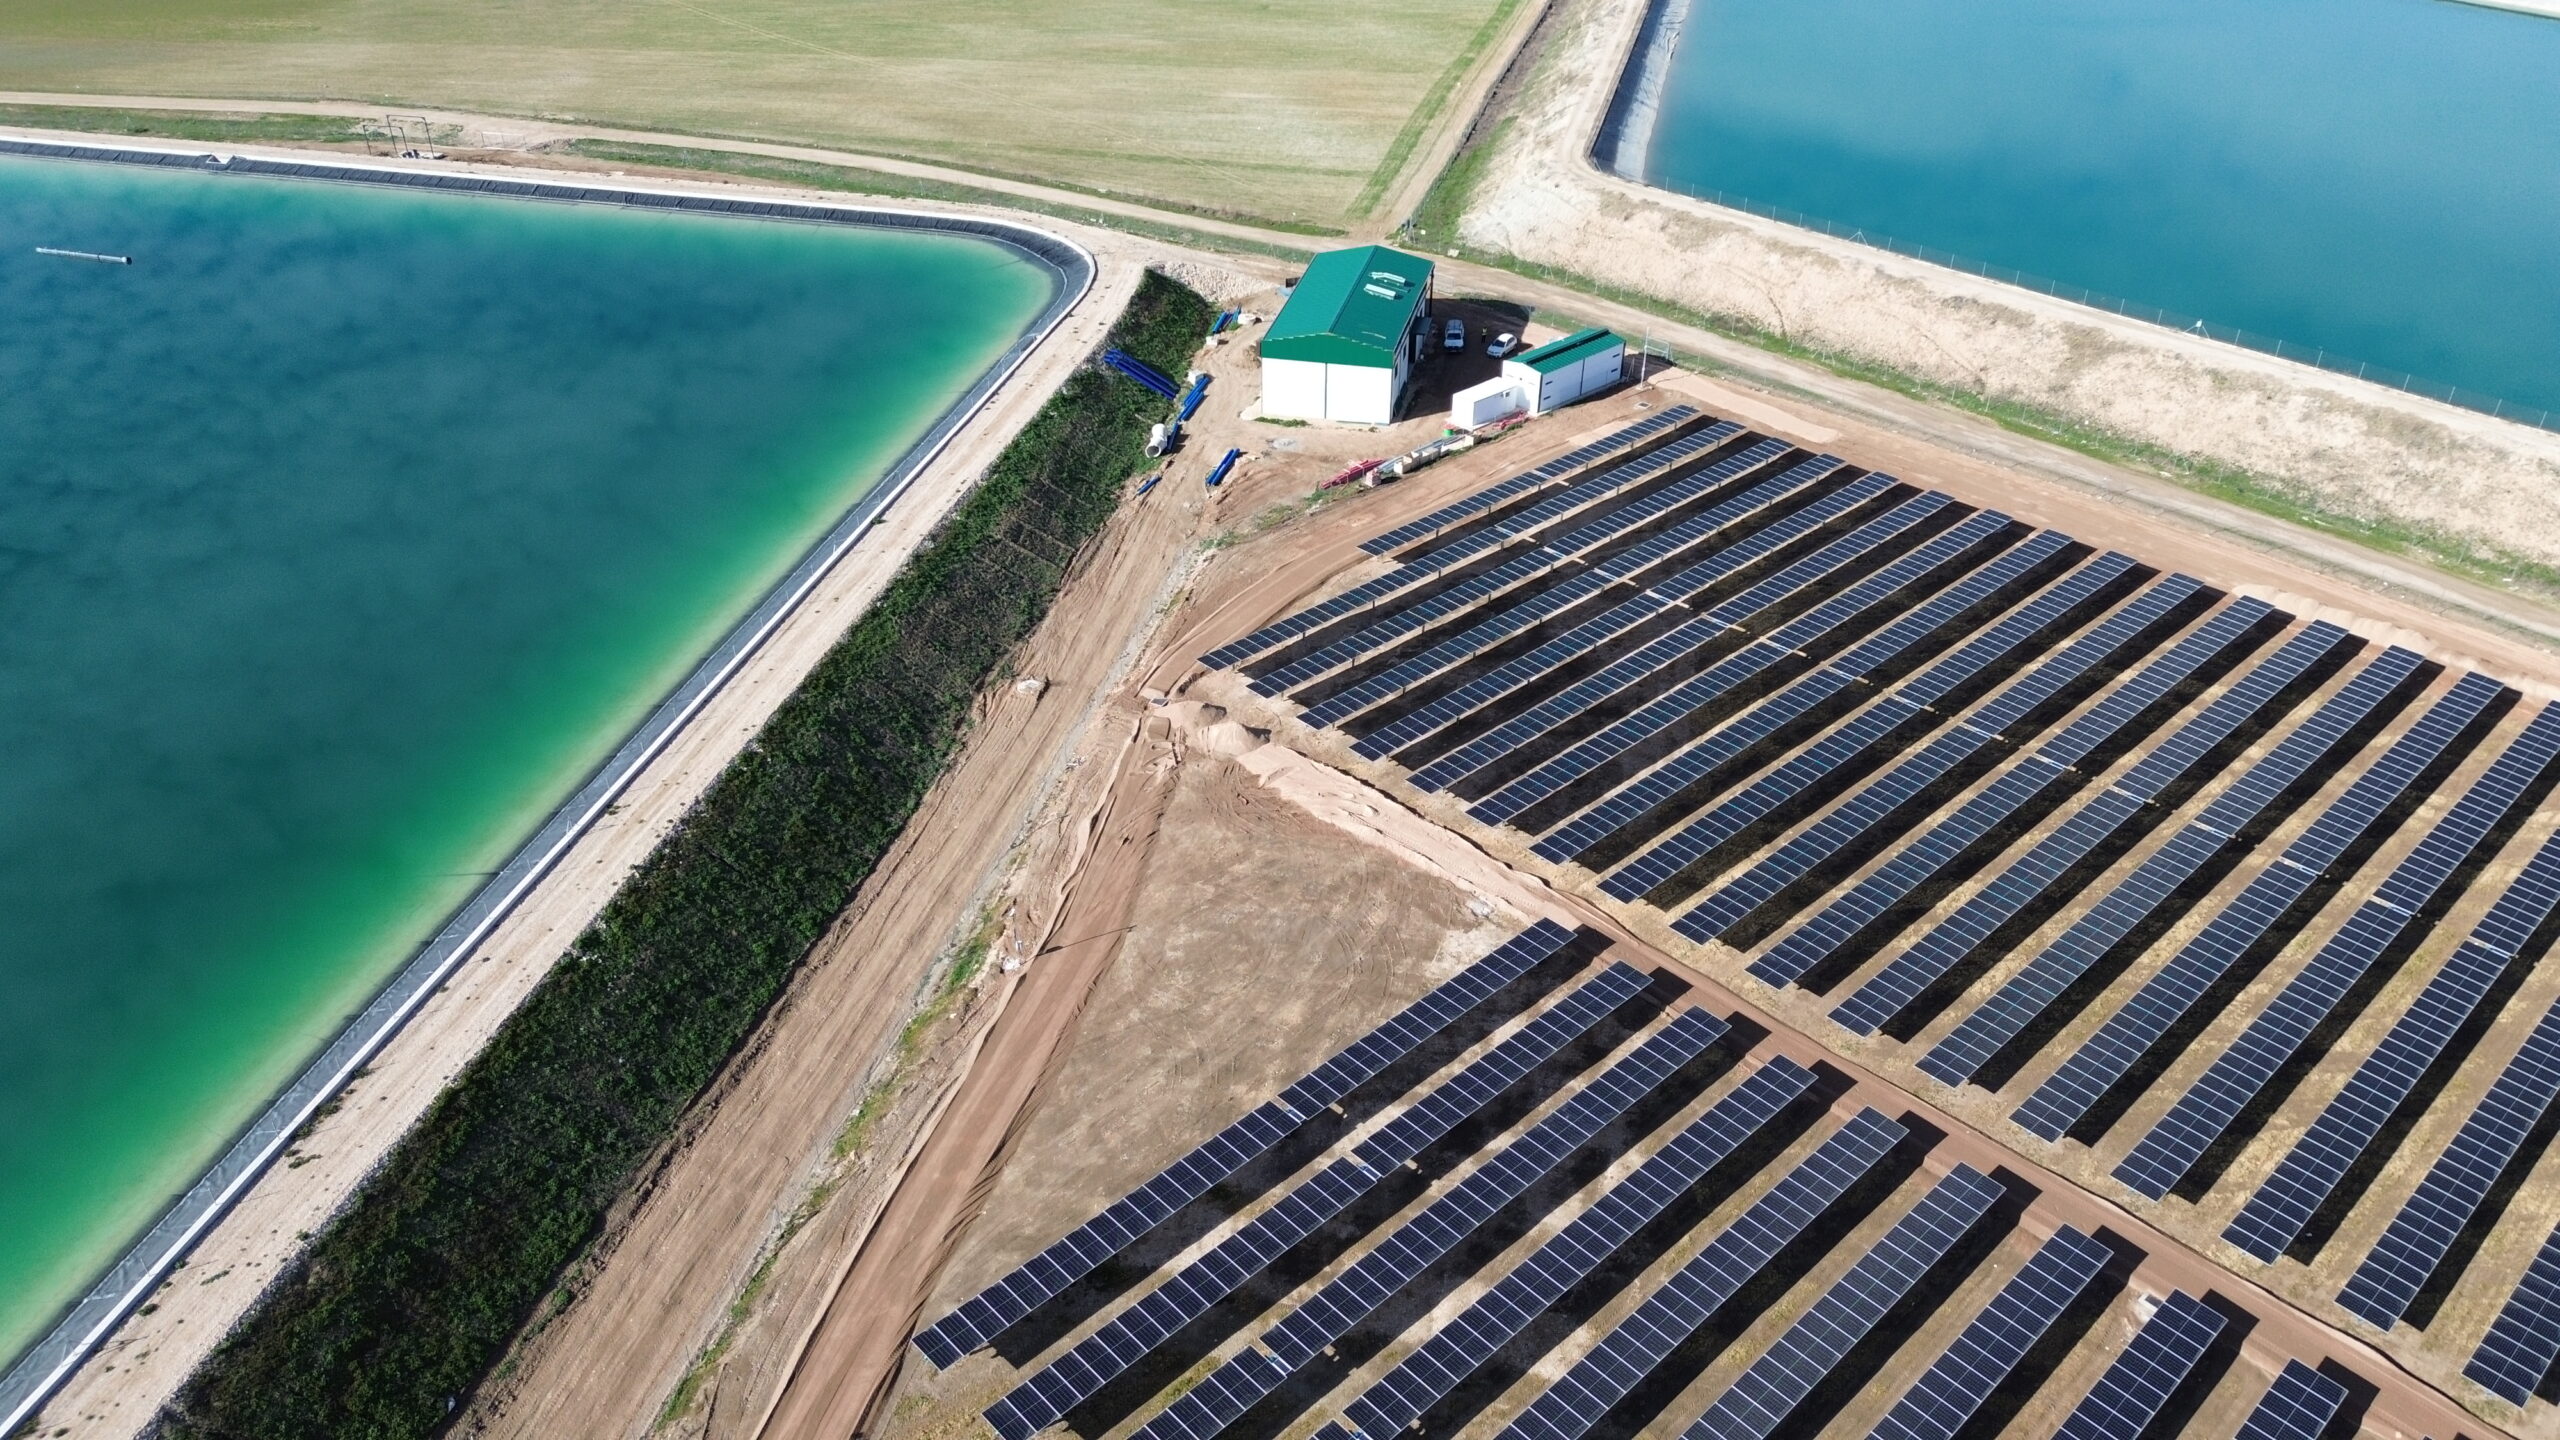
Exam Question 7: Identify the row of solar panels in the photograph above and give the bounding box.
[1191,441,2560,1408]
[923,928,2375,1440]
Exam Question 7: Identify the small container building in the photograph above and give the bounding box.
[1258,245,1434,425]
[1502,328,1626,415]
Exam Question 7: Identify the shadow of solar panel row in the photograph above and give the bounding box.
[1359,408,1704,558]
[2049,1290,2228,1440]
[1498,1108,1909,1440]
[1867,1224,2113,1440]
[2338,990,2560,1329]
[1907,623,2364,1087]
[1531,532,2086,868]
[913,920,1574,1365]
[1408,475,1911,794]
[2020,667,2493,1149]
[1475,500,1994,828]
[1339,1058,1820,1438]
[979,961,1648,1437]
[2469,1215,2560,1402]
[1683,1164,2006,1440]
[2227,707,2560,1260]
[1680,581,2242,953]
[1278,1009,1727,1369]
[1393,425,1758,578]
[2235,1359,2347,1440]
[1603,563,2176,908]
[1301,453,1844,728]
[1366,473,1899,769]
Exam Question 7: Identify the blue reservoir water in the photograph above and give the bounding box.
[0,154,1052,1359]
[1646,0,2560,416]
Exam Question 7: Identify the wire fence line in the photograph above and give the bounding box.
[1640,174,2560,435]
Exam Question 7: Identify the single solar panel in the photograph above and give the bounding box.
[1303,455,1843,728]
[1339,1058,1820,1438]
[912,920,1574,1366]
[1369,473,1895,768]
[1409,477,1915,794]
[1681,1166,2006,1440]
[2338,993,2560,1328]
[1472,501,1990,828]
[2234,1360,2347,1440]
[1359,408,1706,557]
[1497,1109,1910,1440]
[990,982,1688,1440]
[2023,670,2495,1147]
[2468,1219,2560,1403]
[2049,1291,2228,1440]
[1911,624,2366,1087]
[1867,1225,2114,1440]
[2227,708,2560,1260]
[1671,579,2224,945]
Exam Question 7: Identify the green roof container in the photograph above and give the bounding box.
[1511,327,1621,375]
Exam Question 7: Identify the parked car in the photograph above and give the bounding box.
[1486,331,1519,358]
[1443,318,1466,351]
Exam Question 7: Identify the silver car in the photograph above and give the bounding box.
[1443,318,1465,351]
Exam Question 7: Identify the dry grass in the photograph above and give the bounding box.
[0,0,1509,227]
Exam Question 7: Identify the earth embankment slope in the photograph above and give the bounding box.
[1458,0,2560,576]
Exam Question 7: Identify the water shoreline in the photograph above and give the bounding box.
[1589,0,1690,179]
[0,136,1094,1434]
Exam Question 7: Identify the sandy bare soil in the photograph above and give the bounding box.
[1456,0,2560,579]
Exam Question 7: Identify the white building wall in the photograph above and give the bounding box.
[1326,363,1397,425]
[1261,357,1330,420]
[1451,377,1526,428]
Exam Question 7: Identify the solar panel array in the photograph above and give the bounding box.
[1532,533,2088,869]
[1682,1165,2006,1440]
[913,920,1575,1366]
[1404,474,1904,792]
[1677,581,2241,952]
[1910,622,2364,1087]
[1866,1225,2113,1440]
[2338,991,2560,1329]
[1497,1109,1910,1440]
[1201,413,1724,672]
[2049,1290,2228,1440]
[1251,435,1795,698]
[2020,669,2495,1149]
[1358,407,1704,558]
[2470,1223,2560,1403]
[2222,706,2560,1261]
[1766,585,2252,1001]
[978,963,1654,1438]
[1339,1057,1820,1438]
[2234,1359,2348,1440]
[1475,502,2003,828]
[1300,454,1846,728]
[1135,1008,1721,1440]
[1603,563,2173,908]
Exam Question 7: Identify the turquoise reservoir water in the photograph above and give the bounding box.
[0,154,1051,1358]
[1647,0,2560,416]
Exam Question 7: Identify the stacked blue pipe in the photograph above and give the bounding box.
[1177,373,1211,422]
[1205,447,1243,488]
[1103,348,1179,399]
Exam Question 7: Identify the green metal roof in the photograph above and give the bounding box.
[1260,245,1433,367]
[1512,327,1621,374]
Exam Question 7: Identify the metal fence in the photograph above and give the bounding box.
[1639,174,2560,435]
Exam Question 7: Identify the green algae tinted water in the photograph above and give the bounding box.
[1648,0,2560,415]
[0,154,1051,1356]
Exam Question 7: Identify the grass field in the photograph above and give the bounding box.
[0,0,1515,228]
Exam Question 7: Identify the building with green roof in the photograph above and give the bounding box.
[1501,326,1626,416]
[1259,245,1434,424]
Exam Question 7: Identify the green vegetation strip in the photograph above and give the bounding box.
[162,270,1214,1440]
[0,103,372,145]
[557,140,1315,262]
